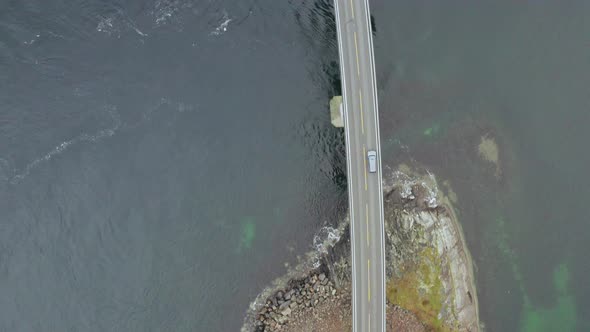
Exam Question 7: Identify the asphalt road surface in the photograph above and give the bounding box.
[334,0,386,331]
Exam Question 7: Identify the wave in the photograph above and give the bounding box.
[210,11,232,36]
[7,106,121,184]
[241,218,348,331]
[96,11,147,38]
[311,225,342,268]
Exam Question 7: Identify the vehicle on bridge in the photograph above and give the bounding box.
[368,150,377,173]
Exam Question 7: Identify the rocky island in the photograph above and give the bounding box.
[242,165,480,331]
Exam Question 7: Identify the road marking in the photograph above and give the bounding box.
[359,89,364,134]
[359,89,363,106]
[363,145,367,191]
[354,32,360,77]
[361,0,388,328]
[368,259,371,301]
[336,0,386,330]
[360,109,364,133]
[366,204,369,247]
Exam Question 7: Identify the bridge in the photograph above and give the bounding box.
[334,0,386,331]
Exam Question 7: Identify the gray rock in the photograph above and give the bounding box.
[383,169,480,331]
[276,314,288,324]
[281,307,292,317]
[278,300,291,311]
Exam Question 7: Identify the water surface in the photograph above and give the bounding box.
[372,1,590,330]
[0,1,345,330]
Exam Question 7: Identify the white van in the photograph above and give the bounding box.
[367,150,377,173]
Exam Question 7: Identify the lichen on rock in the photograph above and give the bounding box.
[387,247,446,330]
[383,166,480,331]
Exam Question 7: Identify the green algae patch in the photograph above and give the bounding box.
[490,218,577,332]
[520,263,577,332]
[553,263,570,294]
[237,217,256,252]
[387,247,451,331]
[520,292,576,332]
[423,123,441,137]
[493,217,525,288]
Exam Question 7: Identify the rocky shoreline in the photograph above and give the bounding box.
[253,272,340,331]
[242,165,480,331]
[383,165,480,331]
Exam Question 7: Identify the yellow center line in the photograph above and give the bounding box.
[349,0,355,18]
[368,259,371,301]
[366,204,369,247]
[368,316,371,331]
[359,89,364,134]
[353,32,360,77]
[363,145,367,190]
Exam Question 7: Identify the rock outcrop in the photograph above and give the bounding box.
[242,165,480,332]
[383,165,480,331]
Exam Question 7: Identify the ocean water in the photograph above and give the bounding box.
[372,0,590,331]
[4,0,590,331]
[0,0,346,330]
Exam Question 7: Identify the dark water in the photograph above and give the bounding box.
[373,1,590,331]
[3,0,590,331]
[1,1,346,330]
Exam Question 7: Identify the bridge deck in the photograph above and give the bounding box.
[334,0,386,331]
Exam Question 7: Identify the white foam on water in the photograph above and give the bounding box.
[311,225,342,268]
[153,0,191,26]
[210,12,232,36]
[130,25,148,37]
[313,226,341,253]
[8,106,121,184]
[140,97,196,121]
[96,17,119,36]
[97,12,147,38]
[241,221,347,330]
[23,33,41,45]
